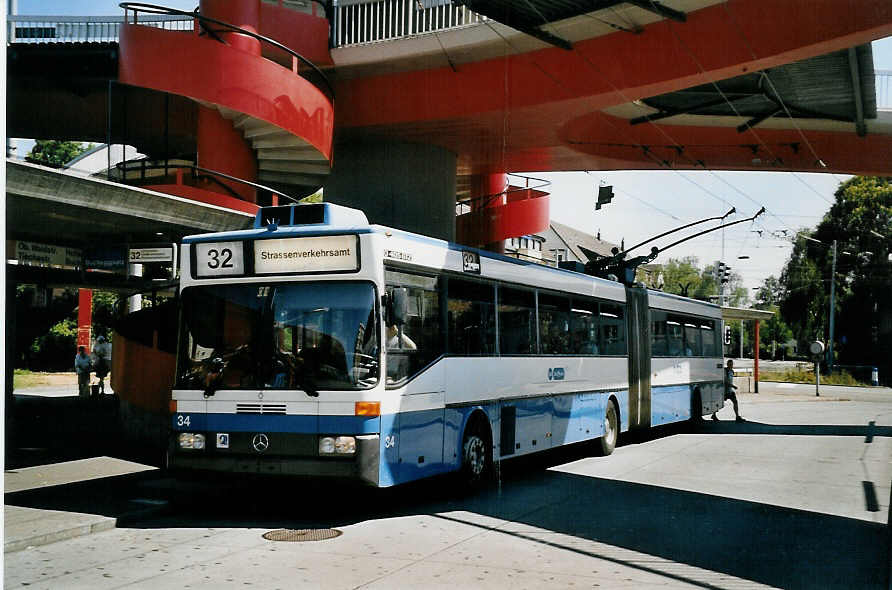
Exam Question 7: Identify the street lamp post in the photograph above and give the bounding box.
[827,240,837,373]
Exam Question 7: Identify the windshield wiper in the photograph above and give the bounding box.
[203,357,225,398]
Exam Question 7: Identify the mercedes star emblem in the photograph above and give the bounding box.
[252,433,270,453]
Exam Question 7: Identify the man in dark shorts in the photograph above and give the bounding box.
[712,359,744,422]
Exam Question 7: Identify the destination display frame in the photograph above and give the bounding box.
[191,234,361,279]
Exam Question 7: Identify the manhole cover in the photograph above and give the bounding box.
[262,528,342,542]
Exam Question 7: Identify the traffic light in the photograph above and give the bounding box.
[596,185,614,210]
[722,265,731,284]
[715,261,725,282]
[724,325,732,345]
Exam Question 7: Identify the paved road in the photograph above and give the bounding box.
[5,388,892,589]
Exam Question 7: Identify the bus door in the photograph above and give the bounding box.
[625,287,651,429]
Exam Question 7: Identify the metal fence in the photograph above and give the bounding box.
[877,70,892,111]
[332,0,485,47]
[8,14,193,43]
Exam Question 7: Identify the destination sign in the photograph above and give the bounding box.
[14,240,82,268]
[129,246,173,263]
[194,241,245,277]
[254,235,358,274]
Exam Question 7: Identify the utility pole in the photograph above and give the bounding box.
[827,239,837,373]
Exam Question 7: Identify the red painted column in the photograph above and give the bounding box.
[195,0,261,203]
[196,105,259,202]
[754,320,760,394]
[200,0,261,55]
[471,173,508,253]
[77,289,93,354]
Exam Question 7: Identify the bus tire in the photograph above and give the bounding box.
[597,399,619,456]
[461,417,493,487]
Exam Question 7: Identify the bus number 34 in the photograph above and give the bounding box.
[177,415,191,427]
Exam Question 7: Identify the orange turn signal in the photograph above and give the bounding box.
[355,401,381,417]
[169,400,178,414]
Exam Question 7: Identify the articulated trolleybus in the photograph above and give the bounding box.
[170,203,725,487]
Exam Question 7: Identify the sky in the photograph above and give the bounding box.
[11,1,892,295]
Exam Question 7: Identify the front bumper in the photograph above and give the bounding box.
[168,432,380,486]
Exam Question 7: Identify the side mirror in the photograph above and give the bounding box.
[390,287,409,327]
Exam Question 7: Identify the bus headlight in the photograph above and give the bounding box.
[334,436,356,454]
[319,436,356,455]
[178,433,206,450]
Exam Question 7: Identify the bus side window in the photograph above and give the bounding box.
[650,311,668,356]
[666,317,684,356]
[500,286,536,355]
[701,320,717,357]
[538,292,571,355]
[684,322,702,356]
[569,297,599,355]
[384,270,442,384]
[447,278,495,356]
[599,302,625,355]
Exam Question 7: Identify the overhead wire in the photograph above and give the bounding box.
[584,171,682,220]
[640,0,828,227]
[512,0,745,214]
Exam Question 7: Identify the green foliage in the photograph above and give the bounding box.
[29,318,78,371]
[760,369,864,386]
[637,256,747,306]
[779,176,892,380]
[25,140,89,168]
[91,291,121,339]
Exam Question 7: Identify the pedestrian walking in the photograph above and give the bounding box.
[712,359,744,422]
[93,335,110,396]
[74,346,92,397]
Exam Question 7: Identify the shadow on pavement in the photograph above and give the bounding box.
[6,445,888,590]
[697,419,892,438]
[7,393,163,469]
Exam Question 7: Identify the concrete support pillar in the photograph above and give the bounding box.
[128,264,143,313]
[197,1,260,203]
[323,141,457,242]
[196,105,259,203]
[470,173,508,254]
[754,319,760,393]
[77,289,93,354]
[6,276,17,464]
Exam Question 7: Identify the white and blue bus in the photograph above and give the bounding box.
[169,202,725,487]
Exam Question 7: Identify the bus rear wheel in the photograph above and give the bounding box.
[597,400,618,456]
[461,421,492,486]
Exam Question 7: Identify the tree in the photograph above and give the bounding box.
[752,276,794,359]
[25,140,89,168]
[779,176,892,378]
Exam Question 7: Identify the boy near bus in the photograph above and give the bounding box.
[712,358,743,422]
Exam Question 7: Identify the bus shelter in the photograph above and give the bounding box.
[721,307,775,393]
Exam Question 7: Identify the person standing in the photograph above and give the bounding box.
[74,346,92,397]
[712,358,743,422]
[93,335,111,395]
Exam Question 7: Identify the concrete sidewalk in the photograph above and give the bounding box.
[4,457,162,553]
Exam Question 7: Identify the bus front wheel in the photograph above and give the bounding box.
[597,400,619,456]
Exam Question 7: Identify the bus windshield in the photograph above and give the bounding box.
[177,282,379,391]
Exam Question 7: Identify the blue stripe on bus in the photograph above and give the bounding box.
[651,384,693,425]
[171,413,380,434]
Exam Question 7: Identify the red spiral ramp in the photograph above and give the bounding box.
[456,174,550,249]
[117,2,334,205]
